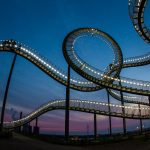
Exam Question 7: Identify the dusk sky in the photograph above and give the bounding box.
[0,0,150,135]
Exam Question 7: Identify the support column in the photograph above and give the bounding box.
[19,112,22,132]
[65,65,70,141]
[94,112,97,140]
[138,104,143,133]
[121,93,126,135]
[20,112,23,120]
[0,54,17,131]
[106,89,112,135]
[87,123,89,140]
[119,79,126,135]
[35,117,38,127]
[33,117,39,135]
[148,95,150,108]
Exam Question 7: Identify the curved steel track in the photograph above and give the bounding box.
[4,99,150,129]
[129,0,150,43]
[1,0,150,129]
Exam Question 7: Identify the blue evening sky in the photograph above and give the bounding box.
[0,0,149,135]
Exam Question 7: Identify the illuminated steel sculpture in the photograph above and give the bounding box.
[0,0,149,138]
[3,99,150,129]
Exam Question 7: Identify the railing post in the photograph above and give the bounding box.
[148,95,150,132]
[35,117,38,127]
[87,123,89,140]
[19,111,22,132]
[138,104,143,133]
[33,117,39,135]
[119,78,126,135]
[106,89,112,136]
[121,94,126,135]
[65,65,70,141]
[0,53,17,132]
[94,112,97,140]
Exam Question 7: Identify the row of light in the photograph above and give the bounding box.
[0,41,94,87]
[129,0,142,6]
[124,54,150,63]
[50,99,150,110]
[111,90,148,102]
[20,99,150,114]
[17,44,93,86]
[68,33,150,88]
[1,41,150,96]
[10,100,58,124]
[20,45,94,86]
[71,100,150,110]
[8,100,66,125]
[1,40,150,88]
[5,98,150,127]
[1,40,149,94]
[1,39,150,89]
[131,0,148,40]
[80,60,149,87]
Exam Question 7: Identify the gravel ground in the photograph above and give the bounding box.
[1,133,150,150]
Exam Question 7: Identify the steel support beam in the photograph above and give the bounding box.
[121,93,126,135]
[119,79,126,135]
[0,54,17,131]
[35,117,38,127]
[94,112,97,140]
[106,89,112,135]
[138,104,143,133]
[19,111,22,132]
[34,117,39,135]
[20,112,23,119]
[65,65,70,141]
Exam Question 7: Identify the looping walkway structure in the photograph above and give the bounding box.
[0,0,150,129]
[129,0,150,43]
[4,100,150,129]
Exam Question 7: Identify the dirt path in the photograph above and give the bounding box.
[1,133,150,150]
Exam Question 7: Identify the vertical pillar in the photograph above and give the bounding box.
[35,117,38,127]
[119,78,126,135]
[138,104,143,133]
[106,89,112,135]
[0,53,17,131]
[65,65,70,141]
[20,112,23,119]
[148,95,150,110]
[94,112,97,140]
[33,117,39,135]
[19,111,22,132]
[87,123,89,140]
[121,92,126,135]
